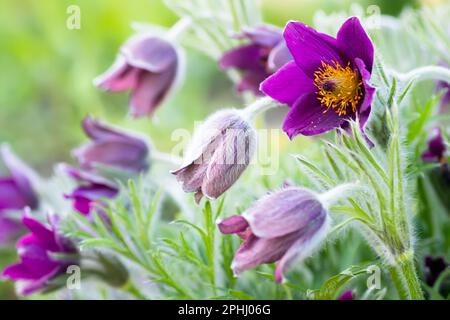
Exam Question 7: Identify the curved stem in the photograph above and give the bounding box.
[167,17,192,41]
[151,150,182,166]
[389,254,424,300]
[391,65,450,84]
[241,97,283,121]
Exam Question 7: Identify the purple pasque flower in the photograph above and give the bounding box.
[422,128,447,164]
[94,34,179,117]
[2,212,79,295]
[218,187,329,283]
[61,164,118,216]
[0,145,39,211]
[261,17,375,139]
[74,116,150,173]
[220,25,292,96]
[172,109,256,204]
[338,290,354,300]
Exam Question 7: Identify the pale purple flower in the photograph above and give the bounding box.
[218,187,329,282]
[61,165,118,216]
[261,17,375,139]
[94,34,179,117]
[172,110,256,204]
[2,213,78,295]
[220,25,292,96]
[74,116,149,173]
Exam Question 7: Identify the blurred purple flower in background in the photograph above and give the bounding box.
[424,256,448,287]
[218,187,329,283]
[74,116,150,174]
[422,128,447,164]
[220,25,292,96]
[2,213,78,295]
[61,165,118,216]
[0,145,38,211]
[172,110,256,204]
[94,34,179,117]
[338,290,354,300]
[0,145,39,246]
[261,17,375,139]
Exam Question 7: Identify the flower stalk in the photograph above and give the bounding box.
[391,65,450,84]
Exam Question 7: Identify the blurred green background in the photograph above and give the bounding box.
[0,0,419,175]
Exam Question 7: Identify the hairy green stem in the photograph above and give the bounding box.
[391,65,450,84]
[389,253,424,300]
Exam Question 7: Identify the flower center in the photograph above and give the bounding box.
[314,61,363,116]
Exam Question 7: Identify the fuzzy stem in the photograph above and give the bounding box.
[318,182,361,207]
[167,17,192,41]
[391,65,450,84]
[151,150,183,166]
[389,253,424,300]
[241,97,282,121]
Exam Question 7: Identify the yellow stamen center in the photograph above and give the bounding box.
[314,61,363,116]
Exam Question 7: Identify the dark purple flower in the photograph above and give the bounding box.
[2,213,78,295]
[424,256,448,287]
[338,290,354,300]
[261,17,375,139]
[172,110,256,204]
[436,80,450,113]
[74,116,150,173]
[218,187,329,283]
[61,165,118,216]
[0,145,39,211]
[220,25,292,96]
[94,34,179,117]
[422,128,447,164]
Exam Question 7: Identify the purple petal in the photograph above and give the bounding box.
[21,216,58,251]
[237,25,282,48]
[129,67,177,117]
[267,42,293,71]
[355,58,375,130]
[121,36,178,73]
[282,93,345,139]
[218,215,249,234]
[0,216,23,246]
[172,162,209,194]
[219,44,264,71]
[337,17,374,72]
[243,188,325,238]
[0,179,30,210]
[274,214,328,283]
[94,57,140,92]
[283,21,343,78]
[237,69,269,96]
[339,290,354,300]
[232,232,301,275]
[1,146,38,209]
[260,61,314,107]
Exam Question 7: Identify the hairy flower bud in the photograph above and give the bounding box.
[172,109,256,204]
[218,187,329,282]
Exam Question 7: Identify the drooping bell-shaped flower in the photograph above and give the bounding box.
[61,164,118,216]
[2,212,79,295]
[172,109,256,204]
[0,145,39,211]
[94,34,180,117]
[218,187,329,282]
[261,17,375,139]
[73,116,150,173]
[220,25,292,96]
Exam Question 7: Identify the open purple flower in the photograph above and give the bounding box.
[0,145,39,211]
[172,110,256,204]
[422,128,447,164]
[74,116,149,173]
[94,34,179,117]
[2,213,79,295]
[219,25,292,96]
[61,165,118,216]
[218,187,329,283]
[261,17,375,139]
